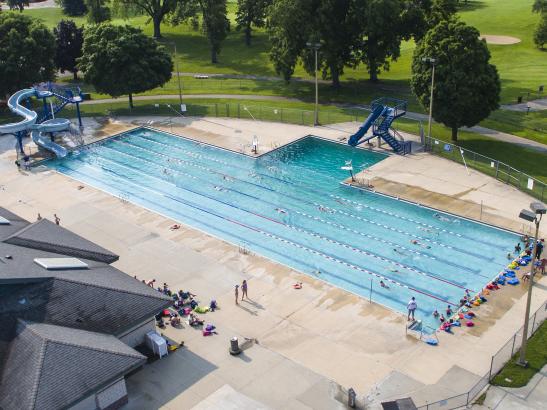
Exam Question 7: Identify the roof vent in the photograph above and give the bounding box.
[0,216,10,225]
[34,258,89,270]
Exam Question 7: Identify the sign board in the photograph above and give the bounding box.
[527,178,534,190]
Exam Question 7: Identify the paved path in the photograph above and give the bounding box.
[0,0,56,9]
[473,365,547,409]
[502,98,547,112]
[86,93,547,153]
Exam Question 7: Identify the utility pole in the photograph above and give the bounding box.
[422,57,437,138]
[307,41,322,126]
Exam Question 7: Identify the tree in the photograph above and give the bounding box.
[399,0,432,42]
[78,24,173,108]
[114,0,179,39]
[236,0,271,46]
[57,0,88,16]
[85,0,111,23]
[428,0,458,27]
[0,13,56,97]
[411,19,500,141]
[54,20,84,80]
[532,0,547,14]
[267,0,365,87]
[7,0,29,12]
[198,0,230,63]
[360,0,403,82]
[534,12,547,49]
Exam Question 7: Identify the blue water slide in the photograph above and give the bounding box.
[0,89,38,134]
[0,88,69,158]
[31,118,69,158]
[348,105,385,146]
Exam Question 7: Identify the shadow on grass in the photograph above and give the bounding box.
[458,0,487,12]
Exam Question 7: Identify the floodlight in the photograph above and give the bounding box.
[530,202,547,215]
[519,209,536,222]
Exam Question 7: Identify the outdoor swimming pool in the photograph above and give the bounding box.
[49,128,519,330]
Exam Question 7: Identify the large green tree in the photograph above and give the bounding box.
[7,0,29,12]
[236,0,271,46]
[411,19,500,141]
[198,0,230,63]
[268,0,365,87]
[56,0,88,16]
[78,24,173,108]
[0,13,56,97]
[85,0,111,23]
[534,12,547,49]
[399,0,432,42]
[360,0,403,82]
[54,20,84,80]
[114,0,179,38]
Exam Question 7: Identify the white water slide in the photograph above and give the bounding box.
[0,88,69,158]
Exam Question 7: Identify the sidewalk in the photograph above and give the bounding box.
[474,365,547,410]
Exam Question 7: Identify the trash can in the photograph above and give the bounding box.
[229,336,241,355]
[517,96,522,103]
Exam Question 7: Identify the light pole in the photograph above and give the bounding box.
[307,41,321,126]
[517,202,546,367]
[422,57,436,139]
[171,42,184,113]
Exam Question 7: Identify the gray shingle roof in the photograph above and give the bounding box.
[0,207,173,410]
[4,219,119,263]
[0,320,145,410]
[0,208,29,241]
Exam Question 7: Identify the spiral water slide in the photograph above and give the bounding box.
[0,88,69,158]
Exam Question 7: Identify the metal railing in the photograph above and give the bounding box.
[417,299,547,409]
[424,136,546,202]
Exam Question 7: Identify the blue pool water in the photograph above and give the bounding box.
[49,128,519,330]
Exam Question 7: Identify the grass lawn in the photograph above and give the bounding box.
[7,0,547,143]
[491,321,547,388]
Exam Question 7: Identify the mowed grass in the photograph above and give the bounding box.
[12,0,547,143]
[492,321,547,387]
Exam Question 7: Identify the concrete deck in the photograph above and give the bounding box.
[1,116,545,408]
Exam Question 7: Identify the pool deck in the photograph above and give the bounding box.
[1,116,545,408]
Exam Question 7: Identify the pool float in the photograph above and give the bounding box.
[464,314,473,319]
[426,338,438,346]
[507,278,520,285]
[194,306,209,314]
[483,289,490,295]
[497,278,506,285]
[504,271,516,277]
[473,301,481,306]
[293,283,302,289]
[466,321,475,327]
[452,321,461,327]
[458,313,465,319]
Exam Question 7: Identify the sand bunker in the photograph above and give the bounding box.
[479,35,521,45]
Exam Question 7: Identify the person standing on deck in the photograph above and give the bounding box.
[407,297,417,321]
[241,280,248,301]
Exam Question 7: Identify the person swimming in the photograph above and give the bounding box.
[433,213,451,223]
[410,239,431,249]
[380,280,389,289]
[275,208,287,214]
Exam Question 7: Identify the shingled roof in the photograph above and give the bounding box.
[0,208,172,410]
[4,219,119,263]
[0,320,145,410]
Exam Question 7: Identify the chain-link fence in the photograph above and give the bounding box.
[424,136,546,202]
[417,299,547,409]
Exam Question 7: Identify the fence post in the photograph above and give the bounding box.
[511,333,516,356]
[495,161,499,179]
[280,108,283,122]
[488,355,494,380]
[215,103,218,117]
[466,391,470,405]
[237,103,240,118]
[301,110,304,125]
[531,312,537,335]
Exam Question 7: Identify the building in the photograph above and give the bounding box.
[0,207,171,410]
